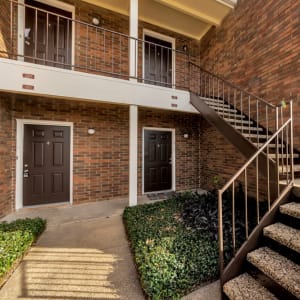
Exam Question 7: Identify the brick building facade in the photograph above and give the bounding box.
[0,0,298,216]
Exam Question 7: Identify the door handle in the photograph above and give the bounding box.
[23,166,29,178]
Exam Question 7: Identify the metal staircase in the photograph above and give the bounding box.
[188,62,299,299]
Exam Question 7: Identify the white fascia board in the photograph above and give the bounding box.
[0,58,198,114]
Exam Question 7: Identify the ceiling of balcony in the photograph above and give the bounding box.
[82,0,236,40]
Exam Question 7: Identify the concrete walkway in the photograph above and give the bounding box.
[0,197,220,300]
[0,198,145,300]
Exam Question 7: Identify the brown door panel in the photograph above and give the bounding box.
[25,0,72,68]
[23,125,70,206]
[144,130,172,193]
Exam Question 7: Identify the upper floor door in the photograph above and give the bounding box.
[144,34,173,88]
[24,0,72,69]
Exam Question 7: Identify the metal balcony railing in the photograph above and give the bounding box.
[1,0,190,90]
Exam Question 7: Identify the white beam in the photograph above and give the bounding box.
[129,105,138,206]
[129,0,138,80]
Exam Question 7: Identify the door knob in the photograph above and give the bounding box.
[23,168,29,178]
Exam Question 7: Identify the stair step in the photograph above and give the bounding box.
[257,143,285,148]
[205,102,231,109]
[280,202,300,219]
[233,125,263,132]
[268,153,299,159]
[247,247,300,298]
[264,223,300,253]
[208,106,237,113]
[225,118,253,125]
[279,165,300,173]
[217,111,246,118]
[243,133,268,139]
[200,97,225,104]
[223,273,277,300]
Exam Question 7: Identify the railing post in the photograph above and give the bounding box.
[218,190,224,279]
[290,101,294,182]
[275,106,280,197]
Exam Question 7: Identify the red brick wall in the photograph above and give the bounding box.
[0,96,13,217]
[0,93,202,216]
[0,0,12,58]
[200,0,300,148]
[138,108,201,193]
[10,94,130,205]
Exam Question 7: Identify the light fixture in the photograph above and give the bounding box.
[92,17,100,26]
[88,128,96,135]
[182,44,188,52]
[183,133,189,139]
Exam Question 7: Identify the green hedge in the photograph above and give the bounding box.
[0,218,46,280]
[123,193,219,299]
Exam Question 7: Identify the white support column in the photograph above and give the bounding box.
[129,105,138,206]
[17,0,25,61]
[129,0,138,80]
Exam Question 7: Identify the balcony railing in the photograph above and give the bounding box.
[1,0,191,90]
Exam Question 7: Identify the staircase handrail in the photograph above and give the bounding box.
[218,101,294,276]
[189,62,276,109]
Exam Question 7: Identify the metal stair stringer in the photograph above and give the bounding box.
[190,92,277,183]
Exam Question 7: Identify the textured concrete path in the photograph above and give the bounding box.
[0,199,145,300]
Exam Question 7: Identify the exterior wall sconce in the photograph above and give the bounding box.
[88,128,96,135]
[92,16,101,26]
[183,133,189,139]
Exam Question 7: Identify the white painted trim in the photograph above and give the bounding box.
[129,105,138,206]
[15,119,73,210]
[142,127,176,194]
[18,0,75,67]
[142,29,176,88]
[0,59,196,114]
[129,0,138,80]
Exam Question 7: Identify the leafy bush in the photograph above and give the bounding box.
[0,218,46,280]
[123,194,219,299]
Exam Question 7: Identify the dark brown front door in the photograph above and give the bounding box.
[24,0,72,68]
[144,35,173,87]
[144,130,172,193]
[23,125,70,206]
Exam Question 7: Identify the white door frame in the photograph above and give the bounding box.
[142,127,176,194]
[15,119,74,209]
[17,0,75,67]
[142,29,176,88]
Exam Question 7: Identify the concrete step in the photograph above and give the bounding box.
[247,247,300,298]
[263,223,300,253]
[225,118,253,125]
[223,273,277,300]
[280,202,300,219]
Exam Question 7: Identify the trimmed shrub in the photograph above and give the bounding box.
[0,218,46,280]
